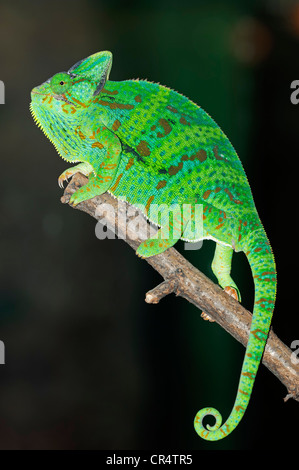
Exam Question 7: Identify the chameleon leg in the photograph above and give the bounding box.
[69,126,122,206]
[201,243,240,322]
[58,162,94,188]
[136,206,183,258]
[136,225,180,258]
[211,243,241,301]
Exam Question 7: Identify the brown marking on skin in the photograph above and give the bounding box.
[190,149,207,162]
[224,188,243,205]
[89,131,96,139]
[78,130,86,140]
[156,180,167,190]
[73,78,86,84]
[197,149,208,162]
[157,118,172,137]
[110,173,123,192]
[215,223,224,230]
[136,140,151,157]
[255,298,275,305]
[151,125,156,131]
[98,100,134,110]
[102,88,119,95]
[203,190,212,199]
[61,102,76,114]
[112,119,121,131]
[213,145,224,160]
[181,154,189,161]
[134,95,142,102]
[168,161,183,176]
[235,405,245,412]
[238,389,249,395]
[224,188,234,201]
[125,158,134,171]
[100,163,117,170]
[242,372,255,380]
[145,195,155,213]
[72,97,87,108]
[179,116,190,126]
[167,105,178,113]
[251,328,267,341]
[92,141,104,149]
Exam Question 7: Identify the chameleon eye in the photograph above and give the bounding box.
[50,73,71,94]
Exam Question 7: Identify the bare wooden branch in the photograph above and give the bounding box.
[145,274,179,304]
[61,172,299,402]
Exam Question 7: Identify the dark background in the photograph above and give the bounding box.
[0,0,298,450]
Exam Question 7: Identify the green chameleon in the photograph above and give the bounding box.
[30,51,277,441]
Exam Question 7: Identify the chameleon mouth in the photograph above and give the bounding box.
[31,90,73,106]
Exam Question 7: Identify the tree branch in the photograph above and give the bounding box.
[61,173,299,402]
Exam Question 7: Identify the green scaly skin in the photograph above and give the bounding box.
[30,51,277,441]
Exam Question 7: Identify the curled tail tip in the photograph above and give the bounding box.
[194,407,226,441]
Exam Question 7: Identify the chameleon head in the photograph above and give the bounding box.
[30,51,113,116]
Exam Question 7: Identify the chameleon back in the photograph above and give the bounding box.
[94,79,261,247]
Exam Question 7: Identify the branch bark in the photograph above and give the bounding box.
[61,172,299,402]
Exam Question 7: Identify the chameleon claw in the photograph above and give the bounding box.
[58,175,70,189]
[201,311,215,322]
[201,286,239,321]
[224,286,239,301]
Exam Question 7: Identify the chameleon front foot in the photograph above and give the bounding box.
[69,175,113,206]
[58,162,94,188]
[201,312,215,322]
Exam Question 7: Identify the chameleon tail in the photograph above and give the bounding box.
[194,228,276,441]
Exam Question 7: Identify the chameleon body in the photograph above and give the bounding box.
[30,51,277,441]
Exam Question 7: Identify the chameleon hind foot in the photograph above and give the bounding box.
[201,243,240,322]
[224,286,239,300]
[211,243,241,301]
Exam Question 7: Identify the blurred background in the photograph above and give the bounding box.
[0,0,298,451]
